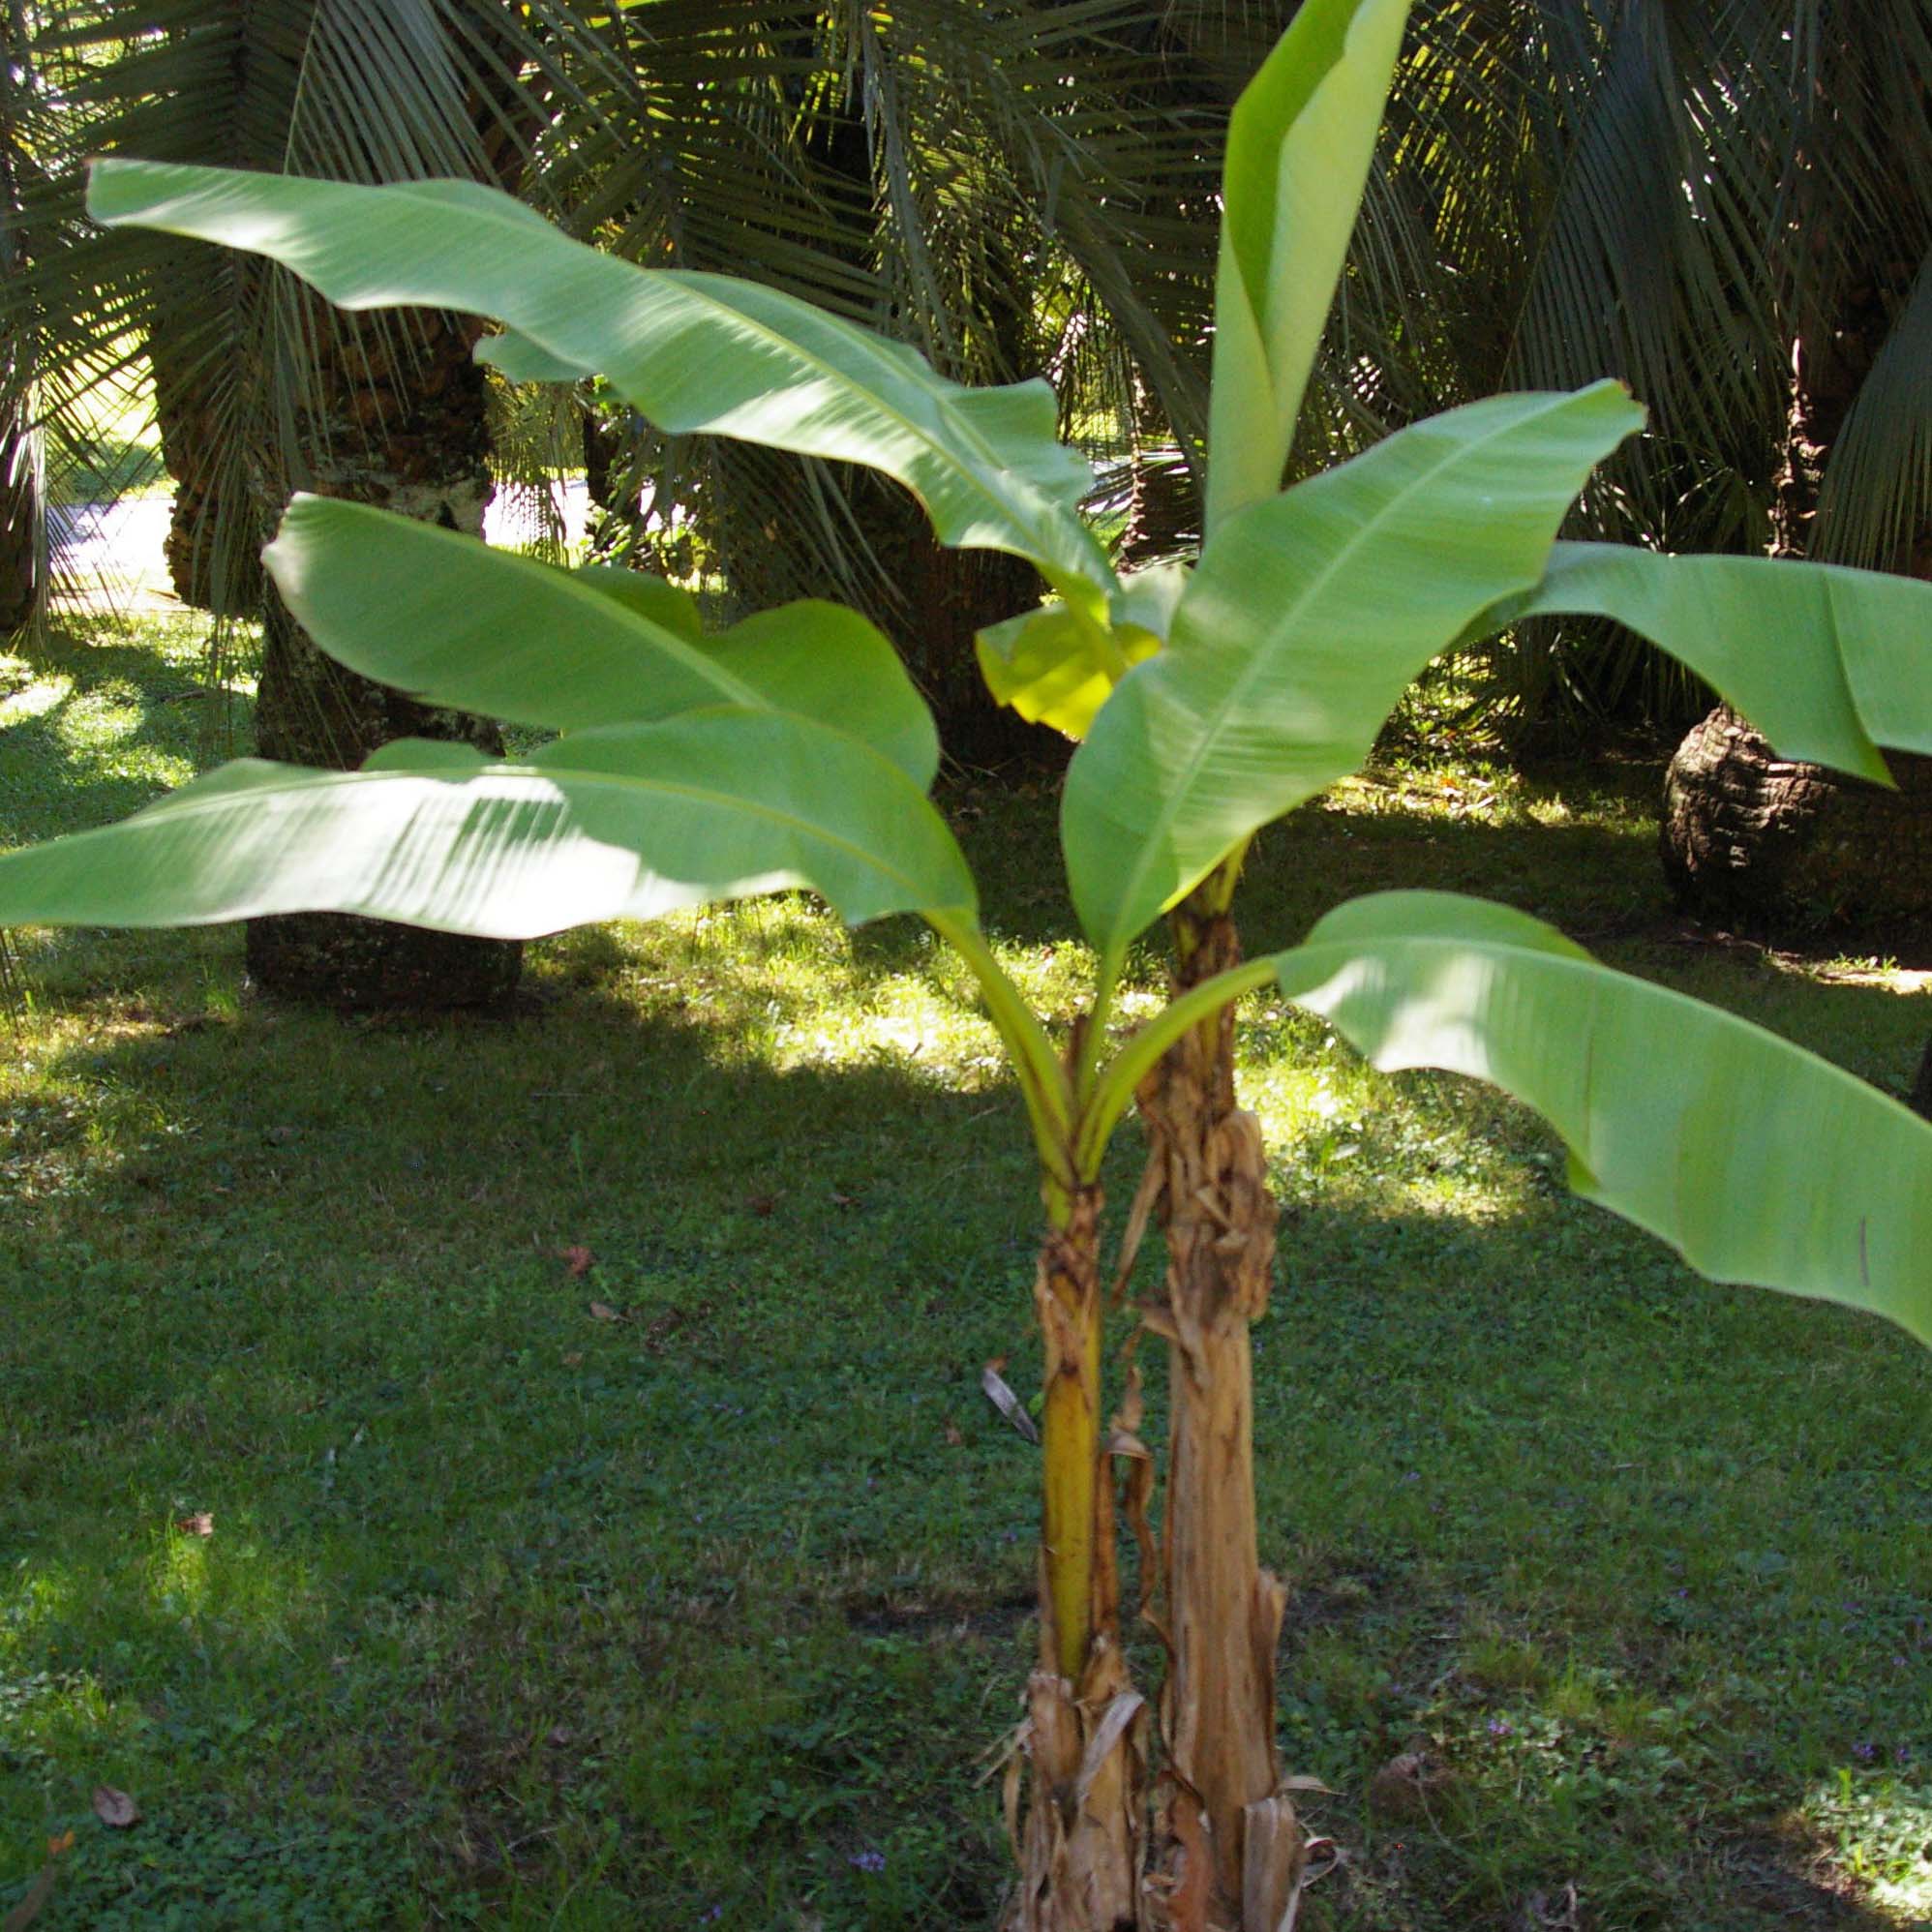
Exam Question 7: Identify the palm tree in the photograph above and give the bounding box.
[1654,21,1932,927]
[12,0,636,1003]
[1245,0,1922,748]
[536,0,1246,759]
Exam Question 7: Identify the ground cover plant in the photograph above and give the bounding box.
[7,635,1932,1929]
[5,0,1932,1923]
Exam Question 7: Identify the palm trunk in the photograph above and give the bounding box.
[1661,265,1932,929]
[150,321,259,616]
[1,0,38,638]
[0,408,34,636]
[1136,873,1304,1930]
[242,303,521,1009]
[238,13,547,1009]
[1009,1182,1147,1932]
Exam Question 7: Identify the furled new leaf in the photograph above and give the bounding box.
[1272,891,1932,1344]
[86,162,1115,610]
[0,711,977,937]
[1207,0,1414,530]
[263,497,939,786]
[1467,542,1932,782]
[975,566,1186,740]
[1063,384,1644,964]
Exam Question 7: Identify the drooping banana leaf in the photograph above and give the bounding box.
[1271,890,1932,1344]
[1468,541,1932,782]
[86,162,1116,611]
[1062,383,1645,964]
[0,711,977,937]
[1207,0,1415,531]
[264,497,939,786]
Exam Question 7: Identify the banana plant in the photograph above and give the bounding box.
[7,3,1932,1923]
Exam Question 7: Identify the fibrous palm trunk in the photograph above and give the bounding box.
[1,1,37,638]
[243,302,522,1008]
[0,403,33,636]
[151,319,259,616]
[1135,873,1304,1931]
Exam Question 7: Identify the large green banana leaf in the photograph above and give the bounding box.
[1062,383,1645,964]
[0,712,977,937]
[1473,542,1932,782]
[86,162,1115,611]
[1272,891,1932,1345]
[1207,0,1414,530]
[265,497,939,786]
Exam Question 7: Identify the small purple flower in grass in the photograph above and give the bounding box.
[700,1909,723,1923]
[851,1849,887,1874]
[1487,1717,1513,1738]
[1854,1741,1878,1763]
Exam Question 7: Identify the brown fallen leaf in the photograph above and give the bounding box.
[175,1512,214,1537]
[742,1192,778,1217]
[561,1352,585,1369]
[943,1420,965,1448]
[558,1245,594,1279]
[587,1301,624,1323]
[92,1786,139,1828]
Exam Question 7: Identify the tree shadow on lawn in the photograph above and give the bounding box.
[7,951,1932,1925]
[938,757,1675,962]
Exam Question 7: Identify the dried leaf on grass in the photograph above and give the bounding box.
[174,1512,213,1537]
[587,1301,624,1323]
[558,1245,594,1279]
[91,1786,139,1828]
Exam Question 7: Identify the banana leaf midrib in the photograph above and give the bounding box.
[96,750,977,921]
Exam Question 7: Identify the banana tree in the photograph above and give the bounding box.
[6,3,1932,1923]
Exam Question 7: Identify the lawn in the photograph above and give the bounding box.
[4,626,1932,1929]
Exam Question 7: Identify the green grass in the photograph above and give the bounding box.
[5,629,1932,1929]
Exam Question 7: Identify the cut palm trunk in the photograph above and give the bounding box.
[1137,874,1303,1931]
